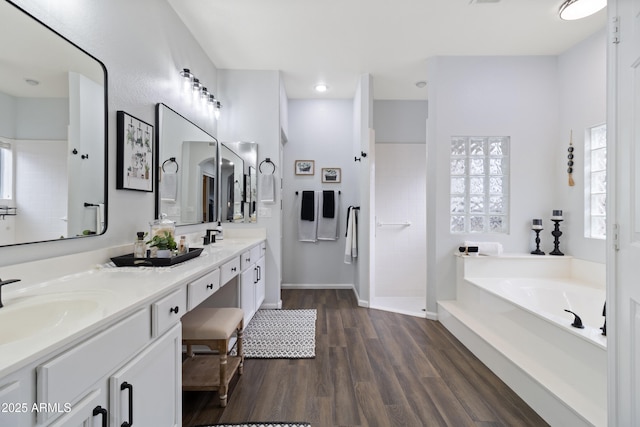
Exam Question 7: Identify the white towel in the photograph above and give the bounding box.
[97,203,105,233]
[344,207,358,264]
[297,191,318,242]
[317,191,339,240]
[463,241,503,256]
[160,172,178,202]
[260,174,276,204]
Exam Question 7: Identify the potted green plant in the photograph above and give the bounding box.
[146,231,177,258]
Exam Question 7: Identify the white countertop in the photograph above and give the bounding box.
[0,236,264,378]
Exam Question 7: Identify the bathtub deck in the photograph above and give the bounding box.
[438,299,607,427]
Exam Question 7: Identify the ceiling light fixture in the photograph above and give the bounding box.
[314,83,328,93]
[558,0,606,20]
[24,78,40,86]
[415,81,427,88]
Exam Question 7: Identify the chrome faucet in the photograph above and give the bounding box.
[0,278,21,308]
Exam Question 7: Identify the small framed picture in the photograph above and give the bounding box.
[116,111,154,192]
[295,160,315,175]
[322,167,341,183]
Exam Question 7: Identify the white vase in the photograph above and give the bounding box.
[156,249,171,258]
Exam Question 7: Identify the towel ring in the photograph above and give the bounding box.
[259,158,276,174]
[162,157,179,173]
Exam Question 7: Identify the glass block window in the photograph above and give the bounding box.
[585,124,606,239]
[450,136,509,233]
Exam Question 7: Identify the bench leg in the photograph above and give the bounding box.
[218,339,228,407]
[237,322,244,375]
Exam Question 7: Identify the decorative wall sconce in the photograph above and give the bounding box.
[180,68,222,119]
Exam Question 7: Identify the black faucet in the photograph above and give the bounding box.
[564,309,585,329]
[202,229,217,245]
[600,302,606,336]
[0,278,21,308]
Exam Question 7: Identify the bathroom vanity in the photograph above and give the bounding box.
[0,233,266,427]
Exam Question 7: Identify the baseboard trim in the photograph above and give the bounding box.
[281,283,353,290]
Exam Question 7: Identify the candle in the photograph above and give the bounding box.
[532,219,543,230]
[551,210,563,220]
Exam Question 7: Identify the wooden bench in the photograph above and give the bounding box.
[181,307,244,407]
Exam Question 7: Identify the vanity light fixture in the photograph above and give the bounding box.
[179,68,222,117]
[558,0,606,20]
[180,68,193,92]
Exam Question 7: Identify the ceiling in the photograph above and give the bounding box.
[171,0,606,100]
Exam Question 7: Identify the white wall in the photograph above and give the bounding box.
[216,69,283,308]
[426,56,560,310]
[282,99,357,286]
[1,0,220,267]
[557,29,607,263]
[373,100,428,143]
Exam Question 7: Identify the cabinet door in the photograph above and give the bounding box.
[47,388,107,427]
[0,370,34,427]
[240,266,256,325]
[255,255,266,310]
[110,324,181,427]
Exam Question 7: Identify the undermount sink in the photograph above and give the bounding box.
[0,291,110,346]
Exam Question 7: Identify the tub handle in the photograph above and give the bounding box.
[564,309,585,329]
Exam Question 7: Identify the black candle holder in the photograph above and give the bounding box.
[531,229,545,255]
[549,219,564,256]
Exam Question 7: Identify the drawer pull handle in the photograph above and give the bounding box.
[246,257,250,263]
[257,265,261,281]
[92,405,108,427]
[231,267,237,272]
[206,283,214,290]
[120,382,133,427]
[170,306,180,314]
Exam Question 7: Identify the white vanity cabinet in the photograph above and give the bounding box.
[239,243,266,325]
[33,287,186,427]
[110,323,181,427]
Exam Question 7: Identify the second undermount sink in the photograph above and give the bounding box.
[0,291,111,346]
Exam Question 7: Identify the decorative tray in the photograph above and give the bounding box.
[110,247,204,267]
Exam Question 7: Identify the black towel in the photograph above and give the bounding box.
[322,191,335,218]
[301,191,315,221]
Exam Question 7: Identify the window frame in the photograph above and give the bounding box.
[584,123,607,240]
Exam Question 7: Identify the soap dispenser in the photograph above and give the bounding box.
[215,221,224,240]
[133,232,146,258]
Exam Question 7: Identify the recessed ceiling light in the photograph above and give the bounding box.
[24,78,39,86]
[314,83,328,93]
[415,81,427,88]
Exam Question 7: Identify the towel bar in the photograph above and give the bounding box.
[376,221,411,227]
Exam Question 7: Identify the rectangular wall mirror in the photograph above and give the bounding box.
[220,141,257,223]
[0,0,107,246]
[155,103,219,226]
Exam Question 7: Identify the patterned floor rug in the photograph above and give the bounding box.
[236,309,316,359]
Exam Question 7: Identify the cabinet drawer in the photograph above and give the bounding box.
[241,245,262,271]
[37,308,150,423]
[220,256,240,285]
[241,250,252,271]
[187,268,220,310]
[152,286,187,338]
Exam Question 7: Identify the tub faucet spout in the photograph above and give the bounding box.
[600,302,606,336]
[564,309,585,329]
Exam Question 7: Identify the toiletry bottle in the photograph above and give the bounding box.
[216,221,224,240]
[179,236,187,255]
[133,232,146,258]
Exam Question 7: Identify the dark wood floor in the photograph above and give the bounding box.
[182,289,549,427]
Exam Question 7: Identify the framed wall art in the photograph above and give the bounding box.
[116,110,154,192]
[321,167,341,183]
[295,160,315,175]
